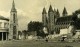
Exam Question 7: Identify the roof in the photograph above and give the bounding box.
[0,16,9,21]
[56,15,80,29]
[11,0,17,12]
[56,15,76,23]
[48,5,54,12]
[62,7,67,14]
[42,7,47,14]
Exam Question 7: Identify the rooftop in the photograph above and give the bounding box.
[0,16,9,21]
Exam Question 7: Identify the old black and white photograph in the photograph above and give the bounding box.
[0,0,80,47]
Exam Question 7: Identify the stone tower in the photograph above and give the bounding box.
[54,9,60,22]
[42,7,47,27]
[62,7,68,16]
[56,9,60,18]
[48,5,55,34]
[9,0,18,40]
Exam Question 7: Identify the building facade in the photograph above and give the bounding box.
[9,0,18,40]
[55,16,75,34]
[0,16,9,41]
[42,5,60,34]
[42,5,80,36]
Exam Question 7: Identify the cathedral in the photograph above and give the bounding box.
[42,5,60,34]
[42,5,80,36]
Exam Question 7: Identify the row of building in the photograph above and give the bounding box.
[0,0,80,41]
[0,0,18,41]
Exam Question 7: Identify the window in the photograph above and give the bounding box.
[13,14,16,23]
[13,26,17,39]
[13,26,17,35]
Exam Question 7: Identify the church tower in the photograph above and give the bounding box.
[56,9,60,18]
[54,9,60,22]
[48,5,55,34]
[9,0,18,40]
[42,7,47,27]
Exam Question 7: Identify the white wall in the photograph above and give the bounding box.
[0,20,9,32]
[60,26,74,35]
[43,27,48,34]
[60,29,68,35]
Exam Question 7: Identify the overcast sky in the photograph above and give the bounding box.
[0,0,80,31]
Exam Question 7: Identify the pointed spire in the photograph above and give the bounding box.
[54,8,56,13]
[12,0,15,8]
[42,7,47,14]
[11,0,16,12]
[62,7,67,16]
[56,9,60,17]
[48,5,53,12]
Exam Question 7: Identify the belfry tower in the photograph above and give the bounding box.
[48,5,55,34]
[42,7,47,27]
[9,0,18,40]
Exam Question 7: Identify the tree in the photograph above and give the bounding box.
[18,31,22,35]
[18,31,22,39]
[28,21,43,31]
[73,9,80,16]
[22,30,27,39]
[27,21,47,38]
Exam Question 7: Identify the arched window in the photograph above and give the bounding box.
[13,26,16,34]
[13,14,15,23]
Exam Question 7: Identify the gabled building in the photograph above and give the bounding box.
[0,16,9,41]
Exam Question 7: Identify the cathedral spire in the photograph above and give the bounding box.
[56,9,60,17]
[12,0,15,8]
[54,8,56,12]
[11,0,16,12]
[42,7,47,14]
[48,5,53,12]
[62,7,67,16]
[42,7,47,27]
